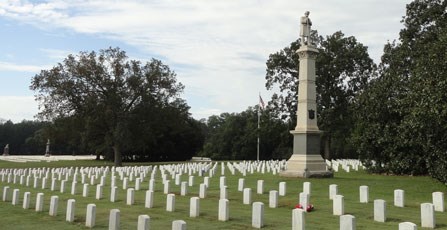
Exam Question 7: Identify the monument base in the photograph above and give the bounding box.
[280,154,333,178]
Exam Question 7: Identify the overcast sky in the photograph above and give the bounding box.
[0,0,411,123]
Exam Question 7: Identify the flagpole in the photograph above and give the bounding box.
[257,93,260,161]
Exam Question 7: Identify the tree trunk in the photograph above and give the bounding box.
[113,145,122,166]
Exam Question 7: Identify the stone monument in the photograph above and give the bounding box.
[3,144,9,156]
[45,139,51,157]
[280,11,333,178]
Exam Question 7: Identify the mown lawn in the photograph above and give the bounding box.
[0,160,446,229]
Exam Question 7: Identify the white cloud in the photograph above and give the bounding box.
[0,96,39,123]
[39,48,74,61]
[0,0,411,120]
[0,61,44,72]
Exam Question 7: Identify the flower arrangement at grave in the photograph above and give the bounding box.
[294,203,314,212]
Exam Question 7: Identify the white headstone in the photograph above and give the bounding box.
[26,176,31,187]
[41,177,47,189]
[33,177,39,188]
[36,192,44,212]
[49,195,59,216]
[172,220,186,230]
[164,180,170,194]
[127,188,135,205]
[257,180,264,194]
[145,190,154,208]
[188,176,194,187]
[204,177,210,188]
[340,214,356,230]
[359,185,369,203]
[23,191,30,209]
[190,197,200,217]
[219,176,226,188]
[329,184,338,200]
[167,194,175,212]
[83,184,89,197]
[399,222,417,230]
[218,199,229,221]
[51,178,57,191]
[71,181,77,195]
[220,186,228,200]
[199,183,207,199]
[86,204,96,228]
[238,178,245,192]
[137,215,150,230]
[110,186,118,202]
[333,195,344,215]
[135,178,141,191]
[90,176,95,185]
[420,203,435,228]
[269,190,278,208]
[60,180,66,193]
[243,188,252,205]
[303,182,311,195]
[432,192,444,212]
[2,186,9,201]
[252,202,264,228]
[299,192,310,212]
[111,176,116,187]
[292,208,305,230]
[148,179,155,191]
[175,174,181,186]
[181,181,188,196]
[123,177,128,190]
[279,182,286,196]
[374,199,386,222]
[12,188,19,205]
[100,176,106,186]
[109,209,120,230]
[66,199,75,222]
[394,189,405,207]
[96,184,103,200]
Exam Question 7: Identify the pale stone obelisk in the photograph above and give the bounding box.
[280,11,333,178]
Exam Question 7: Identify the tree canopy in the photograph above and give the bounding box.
[352,0,447,183]
[199,106,292,161]
[30,47,202,165]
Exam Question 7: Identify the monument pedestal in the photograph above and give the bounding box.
[280,130,333,178]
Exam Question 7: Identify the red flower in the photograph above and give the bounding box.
[294,204,314,212]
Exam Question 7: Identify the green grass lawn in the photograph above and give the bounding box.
[0,160,446,229]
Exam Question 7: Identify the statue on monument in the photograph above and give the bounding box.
[300,11,312,46]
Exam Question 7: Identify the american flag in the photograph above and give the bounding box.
[259,95,265,109]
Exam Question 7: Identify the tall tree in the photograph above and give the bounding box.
[30,47,184,166]
[353,0,447,182]
[265,31,375,159]
[200,106,291,160]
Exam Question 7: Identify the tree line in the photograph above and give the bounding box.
[0,0,445,183]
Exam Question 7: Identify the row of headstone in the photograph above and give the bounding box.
[1,185,196,230]
[16,187,431,230]
[325,159,364,172]
[2,162,445,229]
[0,160,295,194]
[329,184,443,229]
